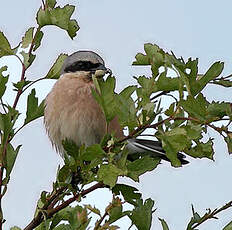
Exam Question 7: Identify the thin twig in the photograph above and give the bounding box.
[12,64,26,109]
[21,77,46,94]
[191,200,232,229]
[13,26,41,109]
[0,99,7,114]
[94,211,108,230]
[150,91,169,101]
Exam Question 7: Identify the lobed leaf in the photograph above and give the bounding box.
[5,144,21,182]
[225,135,232,154]
[24,89,44,125]
[21,27,34,48]
[33,30,44,51]
[112,184,141,206]
[180,94,209,121]
[223,220,232,230]
[82,144,105,161]
[194,61,224,95]
[0,31,14,57]
[127,156,159,181]
[45,54,68,79]
[0,66,9,98]
[97,163,125,188]
[159,218,170,230]
[129,198,154,230]
[92,76,117,123]
[13,80,31,91]
[185,139,214,159]
[20,51,36,69]
[36,4,79,39]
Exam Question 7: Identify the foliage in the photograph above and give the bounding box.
[0,0,231,230]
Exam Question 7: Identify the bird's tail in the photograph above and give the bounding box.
[127,138,189,165]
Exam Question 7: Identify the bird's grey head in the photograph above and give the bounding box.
[61,51,110,75]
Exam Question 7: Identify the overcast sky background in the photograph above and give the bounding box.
[1,0,232,229]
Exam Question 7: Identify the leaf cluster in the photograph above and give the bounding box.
[1,1,232,230]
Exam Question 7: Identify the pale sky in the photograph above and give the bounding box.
[1,0,232,229]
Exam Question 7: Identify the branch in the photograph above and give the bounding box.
[191,200,232,229]
[21,77,46,94]
[12,26,41,110]
[116,116,197,145]
[94,211,108,230]
[24,182,105,230]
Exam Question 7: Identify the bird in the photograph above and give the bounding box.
[44,50,188,165]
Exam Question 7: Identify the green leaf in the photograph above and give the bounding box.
[0,66,9,98]
[57,165,72,183]
[184,124,202,141]
[20,51,36,69]
[85,204,101,216]
[92,76,117,123]
[185,139,214,159]
[206,102,232,121]
[13,80,31,91]
[5,143,21,180]
[112,184,141,206]
[136,76,157,104]
[45,54,68,79]
[129,198,154,230]
[82,144,105,161]
[36,5,79,39]
[40,191,48,204]
[119,85,136,98]
[46,0,57,8]
[159,218,170,230]
[51,206,78,228]
[62,139,79,160]
[156,127,191,167]
[225,134,232,154]
[35,220,51,230]
[187,205,202,230]
[165,103,175,116]
[133,43,181,77]
[127,156,159,182]
[24,89,44,125]
[223,220,232,230]
[10,227,22,230]
[97,163,124,188]
[133,53,150,65]
[194,61,224,95]
[115,89,138,132]
[51,206,90,229]
[180,94,209,121]
[21,27,34,48]
[0,108,19,148]
[53,224,72,230]
[33,30,44,51]
[108,206,126,225]
[156,71,180,92]
[0,31,14,57]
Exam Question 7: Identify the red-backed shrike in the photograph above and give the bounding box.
[44,51,188,165]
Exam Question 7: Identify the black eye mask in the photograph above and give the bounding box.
[64,61,104,73]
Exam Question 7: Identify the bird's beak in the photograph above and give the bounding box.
[105,68,112,75]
